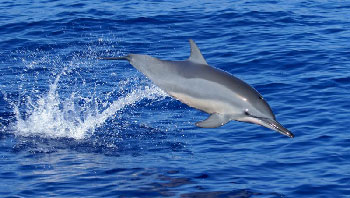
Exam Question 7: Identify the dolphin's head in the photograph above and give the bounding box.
[238,94,294,138]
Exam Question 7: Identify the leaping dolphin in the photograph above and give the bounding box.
[100,40,294,138]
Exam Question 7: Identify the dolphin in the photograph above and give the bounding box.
[100,40,294,138]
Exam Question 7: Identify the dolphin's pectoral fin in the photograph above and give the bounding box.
[188,39,208,65]
[195,113,231,128]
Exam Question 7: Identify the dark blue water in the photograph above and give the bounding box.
[1,0,349,197]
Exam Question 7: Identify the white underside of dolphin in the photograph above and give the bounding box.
[100,40,294,138]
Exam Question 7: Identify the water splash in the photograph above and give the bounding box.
[12,69,167,140]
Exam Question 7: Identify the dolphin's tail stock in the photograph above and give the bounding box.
[99,55,130,61]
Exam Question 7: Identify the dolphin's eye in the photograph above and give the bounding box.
[244,109,250,116]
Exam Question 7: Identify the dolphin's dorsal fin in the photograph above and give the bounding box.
[188,39,208,65]
[195,113,231,128]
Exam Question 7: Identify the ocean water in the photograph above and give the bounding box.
[0,0,349,197]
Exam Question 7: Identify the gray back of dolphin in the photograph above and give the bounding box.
[100,40,294,138]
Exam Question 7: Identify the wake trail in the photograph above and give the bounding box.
[12,69,166,139]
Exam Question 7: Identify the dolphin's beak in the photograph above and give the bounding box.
[257,117,294,138]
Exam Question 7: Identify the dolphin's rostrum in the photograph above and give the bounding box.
[100,40,294,138]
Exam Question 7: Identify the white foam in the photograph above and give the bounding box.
[12,70,167,140]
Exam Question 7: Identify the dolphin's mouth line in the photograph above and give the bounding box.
[249,115,294,138]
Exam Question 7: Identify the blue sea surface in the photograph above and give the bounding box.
[0,0,349,197]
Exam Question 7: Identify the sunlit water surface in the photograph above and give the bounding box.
[0,0,349,197]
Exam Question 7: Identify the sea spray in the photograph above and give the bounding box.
[12,70,167,140]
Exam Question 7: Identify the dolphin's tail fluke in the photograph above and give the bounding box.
[98,55,130,61]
